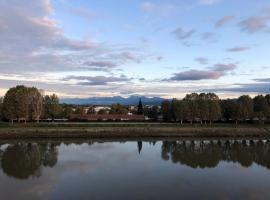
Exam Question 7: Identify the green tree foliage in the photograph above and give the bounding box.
[61,104,74,118]
[184,93,200,124]
[0,98,3,121]
[87,106,96,114]
[2,85,43,122]
[161,93,221,124]
[207,93,221,124]
[144,106,159,120]
[236,95,253,121]
[74,106,85,115]
[44,94,61,121]
[171,99,188,124]
[109,104,128,115]
[253,95,269,122]
[137,99,143,115]
[161,100,171,122]
[98,109,108,115]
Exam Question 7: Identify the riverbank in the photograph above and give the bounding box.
[0,123,269,139]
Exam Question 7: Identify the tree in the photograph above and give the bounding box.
[236,95,253,122]
[74,106,85,115]
[144,106,159,121]
[207,93,221,124]
[0,98,3,121]
[137,99,143,115]
[184,93,199,124]
[3,85,29,122]
[221,99,238,123]
[61,105,74,118]
[87,106,96,114]
[198,93,209,124]
[171,99,187,124]
[44,94,61,121]
[253,95,269,123]
[98,109,108,115]
[265,94,270,106]
[161,100,171,122]
[28,88,43,123]
[109,104,128,115]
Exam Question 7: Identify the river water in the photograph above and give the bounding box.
[0,139,270,200]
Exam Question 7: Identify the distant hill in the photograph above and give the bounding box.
[61,96,165,106]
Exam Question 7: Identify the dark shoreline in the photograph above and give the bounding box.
[0,126,269,139]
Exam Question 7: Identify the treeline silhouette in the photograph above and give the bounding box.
[161,140,270,169]
[1,86,270,124]
[159,93,270,124]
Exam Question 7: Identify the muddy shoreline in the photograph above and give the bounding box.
[0,126,269,139]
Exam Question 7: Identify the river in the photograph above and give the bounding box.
[0,139,270,199]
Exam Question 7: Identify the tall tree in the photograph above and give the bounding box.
[3,85,29,122]
[87,106,96,114]
[61,105,74,118]
[28,88,43,122]
[207,93,221,124]
[161,100,171,122]
[253,95,269,123]
[44,94,61,121]
[0,97,3,121]
[109,104,128,115]
[137,99,143,115]
[236,95,253,122]
[171,99,188,124]
[184,93,199,124]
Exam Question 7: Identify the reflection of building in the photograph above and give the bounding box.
[70,114,145,121]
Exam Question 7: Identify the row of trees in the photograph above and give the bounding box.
[0,85,61,122]
[0,85,141,122]
[161,93,221,124]
[161,93,270,124]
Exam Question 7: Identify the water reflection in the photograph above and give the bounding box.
[0,143,58,179]
[0,139,270,180]
[161,140,270,169]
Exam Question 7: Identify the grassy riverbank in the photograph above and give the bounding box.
[0,122,269,139]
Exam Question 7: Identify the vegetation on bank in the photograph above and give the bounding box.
[0,85,270,125]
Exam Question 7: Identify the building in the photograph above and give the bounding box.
[70,114,145,121]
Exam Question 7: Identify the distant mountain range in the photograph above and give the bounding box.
[61,96,165,106]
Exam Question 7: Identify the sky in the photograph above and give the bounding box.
[0,0,270,99]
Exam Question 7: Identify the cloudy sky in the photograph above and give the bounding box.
[0,0,270,99]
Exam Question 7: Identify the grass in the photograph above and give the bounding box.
[0,121,269,129]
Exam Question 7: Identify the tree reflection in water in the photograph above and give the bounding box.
[161,140,270,169]
[0,143,58,180]
[0,140,270,180]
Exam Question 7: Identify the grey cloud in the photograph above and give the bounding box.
[63,75,131,86]
[213,63,237,71]
[0,0,147,75]
[83,61,117,68]
[227,46,250,52]
[168,63,237,81]
[253,78,270,82]
[200,32,218,42]
[195,57,209,65]
[215,15,234,28]
[169,70,222,81]
[239,15,270,33]
[208,83,270,93]
[171,28,196,40]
